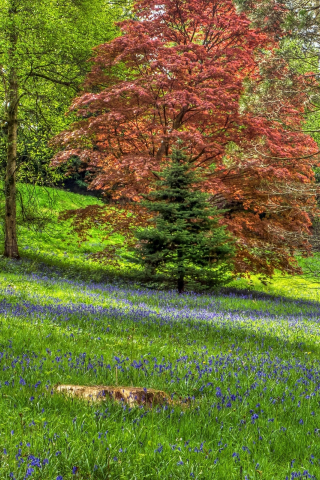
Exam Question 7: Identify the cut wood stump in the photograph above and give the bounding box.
[55,384,171,407]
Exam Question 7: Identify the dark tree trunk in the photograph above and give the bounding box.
[178,274,184,294]
[177,247,184,294]
[4,1,19,259]
[5,95,19,259]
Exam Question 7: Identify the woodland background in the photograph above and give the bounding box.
[2,0,320,292]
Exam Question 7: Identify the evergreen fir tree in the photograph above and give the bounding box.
[134,148,235,293]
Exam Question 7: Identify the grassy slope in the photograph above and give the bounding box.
[0,186,320,479]
[2,183,320,297]
[0,185,131,283]
[13,184,109,255]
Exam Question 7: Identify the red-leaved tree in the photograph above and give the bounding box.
[53,0,319,277]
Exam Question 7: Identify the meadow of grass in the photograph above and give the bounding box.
[0,186,320,479]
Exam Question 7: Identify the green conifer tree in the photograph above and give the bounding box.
[134,148,235,293]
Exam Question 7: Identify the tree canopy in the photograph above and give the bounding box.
[54,0,319,278]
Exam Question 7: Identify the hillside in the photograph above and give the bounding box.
[0,184,319,298]
[0,185,129,283]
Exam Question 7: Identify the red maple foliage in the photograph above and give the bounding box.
[53,0,319,277]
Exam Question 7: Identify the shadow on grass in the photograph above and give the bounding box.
[220,286,320,308]
[2,252,320,313]
[1,278,320,361]
[0,251,140,286]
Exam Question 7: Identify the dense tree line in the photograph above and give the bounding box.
[3,0,320,290]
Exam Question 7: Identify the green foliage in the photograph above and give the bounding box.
[133,149,235,292]
[0,0,130,185]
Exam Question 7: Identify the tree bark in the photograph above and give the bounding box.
[4,1,19,259]
[177,273,184,294]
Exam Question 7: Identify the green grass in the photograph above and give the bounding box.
[0,184,135,283]
[4,183,107,252]
[0,185,320,479]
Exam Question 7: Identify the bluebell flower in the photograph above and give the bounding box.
[24,467,34,478]
[251,413,259,423]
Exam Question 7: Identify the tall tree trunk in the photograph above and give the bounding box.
[4,1,19,259]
